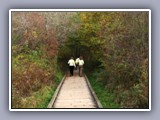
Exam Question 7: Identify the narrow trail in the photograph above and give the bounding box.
[48,70,100,108]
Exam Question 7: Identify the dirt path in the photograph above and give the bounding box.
[53,71,97,108]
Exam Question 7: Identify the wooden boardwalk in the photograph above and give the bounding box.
[48,70,102,108]
[54,73,97,108]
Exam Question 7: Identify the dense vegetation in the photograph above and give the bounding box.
[12,11,149,108]
[11,12,72,108]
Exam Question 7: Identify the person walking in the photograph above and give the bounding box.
[68,57,76,76]
[78,56,84,77]
[75,57,80,70]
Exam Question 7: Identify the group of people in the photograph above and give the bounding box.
[68,56,84,77]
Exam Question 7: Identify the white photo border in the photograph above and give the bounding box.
[9,9,151,111]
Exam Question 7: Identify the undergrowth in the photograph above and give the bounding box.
[12,68,63,108]
[86,69,120,108]
[12,49,64,108]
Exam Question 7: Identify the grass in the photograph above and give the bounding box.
[87,70,120,108]
[20,85,56,108]
[34,86,56,108]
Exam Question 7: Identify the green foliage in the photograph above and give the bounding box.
[12,12,64,108]
[12,33,22,45]
[13,86,56,108]
[12,51,64,108]
[61,12,149,108]
[87,70,120,108]
[34,86,56,108]
[54,65,64,84]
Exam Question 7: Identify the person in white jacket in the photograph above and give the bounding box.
[68,57,76,76]
[78,56,84,77]
[75,57,80,70]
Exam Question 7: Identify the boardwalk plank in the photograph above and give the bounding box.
[53,72,98,108]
